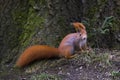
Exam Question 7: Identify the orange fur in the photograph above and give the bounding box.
[71,22,86,32]
[58,33,78,58]
[16,23,88,68]
[15,45,60,68]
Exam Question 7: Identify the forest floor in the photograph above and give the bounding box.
[0,48,120,80]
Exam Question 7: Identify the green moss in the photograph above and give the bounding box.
[111,71,120,77]
[19,7,44,47]
[75,50,112,67]
[12,0,45,48]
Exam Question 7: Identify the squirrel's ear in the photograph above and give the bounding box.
[78,23,86,30]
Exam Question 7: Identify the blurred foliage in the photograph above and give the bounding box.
[82,16,119,48]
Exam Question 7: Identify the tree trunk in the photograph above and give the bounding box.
[0,0,120,69]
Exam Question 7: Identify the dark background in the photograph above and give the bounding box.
[0,0,120,79]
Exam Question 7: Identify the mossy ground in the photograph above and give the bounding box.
[0,49,119,80]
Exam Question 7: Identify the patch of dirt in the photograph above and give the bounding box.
[0,49,120,80]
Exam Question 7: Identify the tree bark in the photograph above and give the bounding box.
[0,0,119,69]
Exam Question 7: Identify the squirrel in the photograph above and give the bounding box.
[15,22,87,68]
[71,22,87,51]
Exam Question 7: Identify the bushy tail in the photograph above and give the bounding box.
[15,45,60,68]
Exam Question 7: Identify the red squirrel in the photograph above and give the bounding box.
[72,22,87,51]
[15,22,87,68]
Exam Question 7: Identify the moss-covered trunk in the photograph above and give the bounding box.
[0,0,29,68]
[0,0,120,71]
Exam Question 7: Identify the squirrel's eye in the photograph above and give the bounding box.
[83,38,86,40]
